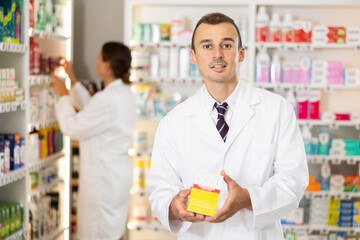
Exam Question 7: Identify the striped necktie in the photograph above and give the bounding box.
[214,102,229,142]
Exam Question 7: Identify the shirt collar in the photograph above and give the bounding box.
[104,79,123,91]
[203,80,240,114]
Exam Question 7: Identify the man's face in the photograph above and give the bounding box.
[190,23,245,84]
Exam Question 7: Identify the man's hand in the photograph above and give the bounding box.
[169,188,206,222]
[205,170,252,223]
[51,74,69,97]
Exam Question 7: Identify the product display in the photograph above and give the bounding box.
[29,0,66,34]
[0,0,23,44]
[28,126,63,163]
[0,202,24,239]
[0,68,25,103]
[29,193,61,240]
[131,47,202,82]
[132,84,182,119]
[0,133,25,175]
[29,87,57,126]
[255,6,360,44]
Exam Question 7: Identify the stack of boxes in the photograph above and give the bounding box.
[310,199,329,226]
[347,28,360,45]
[312,26,346,44]
[330,139,360,157]
[0,0,22,44]
[0,68,24,104]
[311,60,344,86]
[0,133,25,175]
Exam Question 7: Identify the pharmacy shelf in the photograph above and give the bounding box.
[0,168,27,187]
[307,155,360,165]
[29,75,52,86]
[128,147,153,157]
[38,227,67,240]
[297,120,360,129]
[29,28,70,41]
[130,40,190,48]
[130,188,150,197]
[30,178,62,197]
[131,76,203,85]
[130,40,250,49]
[127,221,165,231]
[29,151,65,173]
[282,225,360,235]
[30,121,59,132]
[0,42,27,53]
[0,101,26,114]
[6,229,25,240]
[304,191,360,200]
[253,82,360,91]
[255,42,360,51]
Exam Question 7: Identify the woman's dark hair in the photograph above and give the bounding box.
[101,42,132,85]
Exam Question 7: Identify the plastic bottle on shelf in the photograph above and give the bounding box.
[255,48,270,82]
[282,13,293,42]
[270,53,281,83]
[269,13,281,42]
[256,6,269,42]
[171,15,184,42]
[286,90,296,113]
[301,125,312,155]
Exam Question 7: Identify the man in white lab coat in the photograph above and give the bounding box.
[146,13,309,240]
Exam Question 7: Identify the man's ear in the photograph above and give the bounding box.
[190,49,198,65]
[238,47,245,63]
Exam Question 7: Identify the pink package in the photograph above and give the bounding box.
[309,90,321,120]
[327,75,344,85]
[297,90,309,120]
[292,62,301,84]
[299,57,311,84]
[282,62,293,83]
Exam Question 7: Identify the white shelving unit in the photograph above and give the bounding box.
[0,0,73,239]
[124,0,360,239]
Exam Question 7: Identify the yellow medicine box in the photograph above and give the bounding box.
[187,171,223,217]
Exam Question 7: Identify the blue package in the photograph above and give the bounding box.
[341,200,354,209]
[0,139,10,173]
[340,208,353,215]
[337,232,346,239]
[4,133,21,170]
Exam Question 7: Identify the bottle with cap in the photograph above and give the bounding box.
[256,48,270,82]
[282,13,293,42]
[256,6,269,42]
[301,125,312,155]
[270,53,281,83]
[269,13,281,42]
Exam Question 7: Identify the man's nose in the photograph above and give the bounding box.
[213,46,224,59]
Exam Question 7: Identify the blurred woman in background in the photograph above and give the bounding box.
[51,42,136,240]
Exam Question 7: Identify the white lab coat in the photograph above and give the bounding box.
[146,80,309,240]
[56,80,136,240]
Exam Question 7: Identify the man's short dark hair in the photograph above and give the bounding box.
[191,12,242,52]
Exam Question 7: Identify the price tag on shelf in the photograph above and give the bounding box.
[5,103,11,112]
[11,102,18,111]
[20,101,26,110]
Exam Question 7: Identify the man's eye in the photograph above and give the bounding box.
[222,44,231,49]
[204,45,212,50]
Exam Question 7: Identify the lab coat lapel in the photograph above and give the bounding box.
[224,82,260,152]
[186,86,225,150]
